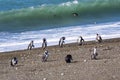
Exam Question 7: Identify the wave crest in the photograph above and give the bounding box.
[0,0,120,32]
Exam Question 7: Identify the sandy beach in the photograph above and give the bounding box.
[0,38,120,80]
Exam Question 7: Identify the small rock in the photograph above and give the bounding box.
[61,73,64,76]
[84,59,87,62]
[43,78,47,80]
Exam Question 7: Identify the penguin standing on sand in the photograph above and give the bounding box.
[11,57,18,67]
[91,46,98,60]
[42,38,47,49]
[77,36,84,46]
[42,50,49,62]
[27,40,34,50]
[59,37,65,47]
[96,34,102,43]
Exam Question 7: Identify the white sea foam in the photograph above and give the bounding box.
[0,21,120,52]
[73,0,78,4]
[59,0,78,6]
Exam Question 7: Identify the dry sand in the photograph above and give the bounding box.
[0,38,120,80]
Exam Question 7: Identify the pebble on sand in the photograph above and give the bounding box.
[61,73,64,76]
[84,59,87,62]
[43,78,47,80]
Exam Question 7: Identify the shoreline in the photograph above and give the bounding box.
[1,20,120,53]
[0,37,120,59]
[0,37,120,54]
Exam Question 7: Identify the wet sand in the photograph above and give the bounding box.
[0,38,120,80]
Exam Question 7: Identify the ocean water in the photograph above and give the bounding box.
[0,0,120,52]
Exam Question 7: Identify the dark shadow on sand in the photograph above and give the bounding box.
[72,61,79,63]
[45,60,57,62]
[15,64,24,67]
